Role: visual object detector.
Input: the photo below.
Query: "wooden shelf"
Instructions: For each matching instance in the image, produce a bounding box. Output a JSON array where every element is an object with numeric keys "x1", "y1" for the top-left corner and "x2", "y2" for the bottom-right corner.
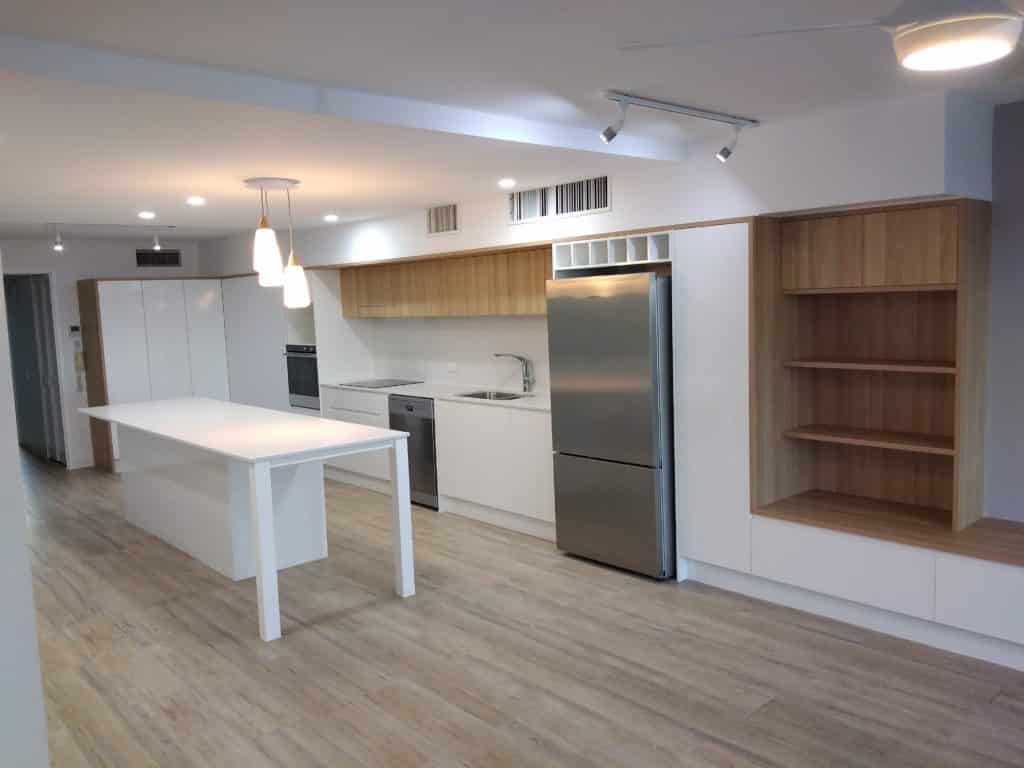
[
  {"x1": 755, "y1": 491, "x2": 1024, "y2": 567},
  {"x1": 784, "y1": 425, "x2": 955, "y2": 456},
  {"x1": 782, "y1": 283, "x2": 958, "y2": 296},
  {"x1": 783, "y1": 358, "x2": 956, "y2": 375}
]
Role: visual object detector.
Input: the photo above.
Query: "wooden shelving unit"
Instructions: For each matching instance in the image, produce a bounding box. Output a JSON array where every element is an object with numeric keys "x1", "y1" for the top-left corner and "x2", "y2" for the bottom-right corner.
[
  {"x1": 783, "y1": 425, "x2": 956, "y2": 456},
  {"x1": 782, "y1": 358, "x2": 956, "y2": 375},
  {"x1": 751, "y1": 198, "x2": 1013, "y2": 558}
]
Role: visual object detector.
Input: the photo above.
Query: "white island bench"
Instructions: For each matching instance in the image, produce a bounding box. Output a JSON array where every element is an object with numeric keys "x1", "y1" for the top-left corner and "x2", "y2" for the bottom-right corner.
[{"x1": 81, "y1": 397, "x2": 414, "y2": 641}]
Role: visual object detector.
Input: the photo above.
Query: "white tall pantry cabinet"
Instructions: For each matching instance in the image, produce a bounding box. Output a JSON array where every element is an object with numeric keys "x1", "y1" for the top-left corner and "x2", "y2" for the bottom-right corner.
[
  {"x1": 141, "y1": 281, "x2": 193, "y2": 400},
  {"x1": 80, "y1": 277, "x2": 232, "y2": 469},
  {"x1": 671, "y1": 222, "x2": 752, "y2": 575},
  {"x1": 183, "y1": 280, "x2": 230, "y2": 401},
  {"x1": 221, "y1": 276, "x2": 290, "y2": 412}
]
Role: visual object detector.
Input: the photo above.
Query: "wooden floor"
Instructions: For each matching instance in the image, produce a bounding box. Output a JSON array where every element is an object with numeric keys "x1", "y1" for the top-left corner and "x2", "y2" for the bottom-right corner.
[{"x1": 22, "y1": 453, "x2": 1024, "y2": 768}]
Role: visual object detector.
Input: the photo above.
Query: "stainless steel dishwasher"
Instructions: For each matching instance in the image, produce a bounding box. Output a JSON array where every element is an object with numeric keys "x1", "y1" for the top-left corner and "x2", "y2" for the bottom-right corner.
[{"x1": 388, "y1": 395, "x2": 438, "y2": 509}]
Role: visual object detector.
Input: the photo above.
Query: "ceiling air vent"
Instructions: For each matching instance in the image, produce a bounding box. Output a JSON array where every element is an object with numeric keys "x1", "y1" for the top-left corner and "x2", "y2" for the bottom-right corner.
[
  {"x1": 508, "y1": 187, "x2": 549, "y2": 224},
  {"x1": 427, "y1": 204, "x2": 459, "y2": 235},
  {"x1": 136, "y1": 249, "x2": 182, "y2": 268},
  {"x1": 554, "y1": 175, "x2": 610, "y2": 216}
]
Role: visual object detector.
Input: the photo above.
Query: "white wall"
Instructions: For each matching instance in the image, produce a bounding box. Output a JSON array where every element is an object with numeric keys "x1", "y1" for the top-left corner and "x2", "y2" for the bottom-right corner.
[
  {"x1": 0, "y1": 249, "x2": 50, "y2": 767},
  {"x1": 201, "y1": 92, "x2": 954, "y2": 274},
  {"x1": 0, "y1": 237, "x2": 201, "y2": 468},
  {"x1": 356, "y1": 316, "x2": 549, "y2": 392},
  {"x1": 986, "y1": 101, "x2": 1024, "y2": 523}
]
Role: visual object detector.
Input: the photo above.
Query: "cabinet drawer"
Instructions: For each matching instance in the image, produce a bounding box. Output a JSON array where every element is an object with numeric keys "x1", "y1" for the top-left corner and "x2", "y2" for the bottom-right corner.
[
  {"x1": 935, "y1": 554, "x2": 1024, "y2": 645},
  {"x1": 320, "y1": 387, "x2": 389, "y2": 416},
  {"x1": 752, "y1": 516, "x2": 935, "y2": 620},
  {"x1": 322, "y1": 405, "x2": 390, "y2": 480}
]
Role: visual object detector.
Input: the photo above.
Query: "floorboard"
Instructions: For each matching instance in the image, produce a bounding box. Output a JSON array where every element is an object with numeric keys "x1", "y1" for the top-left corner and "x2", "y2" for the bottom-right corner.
[{"x1": 20, "y1": 452, "x2": 1024, "y2": 767}]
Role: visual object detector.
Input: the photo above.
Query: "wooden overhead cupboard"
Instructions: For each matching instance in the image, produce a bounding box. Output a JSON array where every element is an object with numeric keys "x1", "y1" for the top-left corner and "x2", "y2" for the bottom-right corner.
[
  {"x1": 752, "y1": 199, "x2": 993, "y2": 540},
  {"x1": 339, "y1": 245, "x2": 550, "y2": 318}
]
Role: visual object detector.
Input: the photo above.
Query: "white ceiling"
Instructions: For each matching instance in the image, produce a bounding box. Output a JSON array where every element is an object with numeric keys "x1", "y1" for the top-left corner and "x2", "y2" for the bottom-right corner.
[
  {"x1": 0, "y1": 72, "x2": 658, "y2": 237},
  {"x1": 1, "y1": 0, "x2": 1022, "y2": 238}
]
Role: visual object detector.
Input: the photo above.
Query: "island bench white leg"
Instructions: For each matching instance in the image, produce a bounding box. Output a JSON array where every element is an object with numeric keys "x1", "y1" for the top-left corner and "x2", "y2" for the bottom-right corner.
[
  {"x1": 388, "y1": 438, "x2": 415, "y2": 598},
  {"x1": 248, "y1": 460, "x2": 281, "y2": 641}
]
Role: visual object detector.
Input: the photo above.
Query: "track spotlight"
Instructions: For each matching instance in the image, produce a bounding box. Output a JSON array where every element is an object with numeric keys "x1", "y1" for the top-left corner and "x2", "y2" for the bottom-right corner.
[
  {"x1": 152, "y1": 234, "x2": 162, "y2": 251},
  {"x1": 600, "y1": 102, "x2": 629, "y2": 144},
  {"x1": 52, "y1": 232, "x2": 64, "y2": 252},
  {"x1": 716, "y1": 127, "x2": 741, "y2": 163}
]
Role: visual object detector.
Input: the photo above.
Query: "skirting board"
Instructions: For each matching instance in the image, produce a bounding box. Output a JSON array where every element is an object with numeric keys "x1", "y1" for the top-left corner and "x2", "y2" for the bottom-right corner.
[
  {"x1": 439, "y1": 495, "x2": 556, "y2": 542},
  {"x1": 325, "y1": 466, "x2": 392, "y2": 496},
  {"x1": 680, "y1": 558, "x2": 1024, "y2": 672},
  {"x1": 323, "y1": 468, "x2": 555, "y2": 542}
]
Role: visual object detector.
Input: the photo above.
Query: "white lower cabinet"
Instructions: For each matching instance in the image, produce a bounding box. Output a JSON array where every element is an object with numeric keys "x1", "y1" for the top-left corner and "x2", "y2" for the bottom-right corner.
[
  {"x1": 436, "y1": 400, "x2": 554, "y2": 523},
  {"x1": 751, "y1": 516, "x2": 936, "y2": 620},
  {"x1": 321, "y1": 388, "x2": 390, "y2": 481},
  {"x1": 935, "y1": 553, "x2": 1024, "y2": 645}
]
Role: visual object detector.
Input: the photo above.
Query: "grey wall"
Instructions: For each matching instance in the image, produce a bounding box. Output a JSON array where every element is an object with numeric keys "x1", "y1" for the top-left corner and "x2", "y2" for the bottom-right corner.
[
  {"x1": 0, "y1": 250, "x2": 50, "y2": 766},
  {"x1": 985, "y1": 102, "x2": 1024, "y2": 522}
]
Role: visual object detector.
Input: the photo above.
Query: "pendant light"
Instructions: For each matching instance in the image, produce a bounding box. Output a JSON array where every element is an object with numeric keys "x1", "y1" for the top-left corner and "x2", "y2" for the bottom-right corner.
[
  {"x1": 282, "y1": 188, "x2": 311, "y2": 309},
  {"x1": 252, "y1": 187, "x2": 284, "y2": 287}
]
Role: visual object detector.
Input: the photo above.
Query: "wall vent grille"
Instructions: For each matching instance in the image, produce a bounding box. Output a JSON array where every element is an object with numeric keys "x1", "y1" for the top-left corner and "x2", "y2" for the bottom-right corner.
[
  {"x1": 508, "y1": 187, "x2": 549, "y2": 224},
  {"x1": 509, "y1": 176, "x2": 610, "y2": 225},
  {"x1": 427, "y1": 204, "x2": 459, "y2": 234},
  {"x1": 555, "y1": 176, "x2": 609, "y2": 216},
  {"x1": 135, "y1": 249, "x2": 181, "y2": 268}
]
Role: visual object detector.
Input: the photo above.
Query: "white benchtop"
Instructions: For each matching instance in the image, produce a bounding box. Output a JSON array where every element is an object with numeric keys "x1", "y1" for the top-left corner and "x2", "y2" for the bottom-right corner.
[
  {"x1": 81, "y1": 397, "x2": 408, "y2": 463},
  {"x1": 322, "y1": 382, "x2": 552, "y2": 413}
]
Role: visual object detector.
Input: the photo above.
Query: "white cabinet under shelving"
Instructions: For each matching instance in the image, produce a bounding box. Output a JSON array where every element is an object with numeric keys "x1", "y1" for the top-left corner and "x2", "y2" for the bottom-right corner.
[{"x1": 142, "y1": 280, "x2": 193, "y2": 401}]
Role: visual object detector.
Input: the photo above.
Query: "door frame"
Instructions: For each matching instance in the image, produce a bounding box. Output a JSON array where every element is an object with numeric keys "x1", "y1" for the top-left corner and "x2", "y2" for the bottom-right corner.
[{"x1": 2, "y1": 269, "x2": 70, "y2": 466}]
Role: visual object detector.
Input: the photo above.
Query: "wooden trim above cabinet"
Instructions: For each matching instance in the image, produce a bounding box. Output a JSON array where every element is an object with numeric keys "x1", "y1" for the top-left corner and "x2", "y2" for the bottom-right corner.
[{"x1": 339, "y1": 246, "x2": 550, "y2": 318}]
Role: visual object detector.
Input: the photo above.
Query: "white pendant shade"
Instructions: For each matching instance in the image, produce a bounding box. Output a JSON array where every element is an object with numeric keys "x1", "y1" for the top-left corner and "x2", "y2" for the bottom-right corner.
[
  {"x1": 282, "y1": 252, "x2": 311, "y2": 308},
  {"x1": 894, "y1": 14, "x2": 1022, "y2": 71},
  {"x1": 253, "y1": 216, "x2": 284, "y2": 287}
]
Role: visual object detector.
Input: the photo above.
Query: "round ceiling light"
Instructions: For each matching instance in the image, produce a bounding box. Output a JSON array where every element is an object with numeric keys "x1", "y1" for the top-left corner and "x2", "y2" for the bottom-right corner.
[
  {"x1": 894, "y1": 14, "x2": 1023, "y2": 71},
  {"x1": 497, "y1": 178, "x2": 517, "y2": 189},
  {"x1": 186, "y1": 196, "x2": 207, "y2": 207},
  {"x1": 137, "y1": 210, "x2": 156, "y2": 220}
]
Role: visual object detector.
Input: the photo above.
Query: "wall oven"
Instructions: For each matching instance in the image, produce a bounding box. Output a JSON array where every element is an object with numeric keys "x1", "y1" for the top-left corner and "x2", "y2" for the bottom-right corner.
[{"x1": 283, "y1": 344, "x2": 320, "y2": 410}]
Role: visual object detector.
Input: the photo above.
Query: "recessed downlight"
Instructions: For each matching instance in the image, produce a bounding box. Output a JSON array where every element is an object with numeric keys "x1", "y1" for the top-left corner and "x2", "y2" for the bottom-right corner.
[
  {"x1": 323, "y1": 213, "x2": 339, "y2": 223},
  {"x1": 497, "y1": 178, "x2": 517, "y2": 189},
  {"x1": 186, "y1": 196, "x2": 207, "y2": 207},
  {"x1": 137, "y1": 210, "x2": 156, "y2": 220}
]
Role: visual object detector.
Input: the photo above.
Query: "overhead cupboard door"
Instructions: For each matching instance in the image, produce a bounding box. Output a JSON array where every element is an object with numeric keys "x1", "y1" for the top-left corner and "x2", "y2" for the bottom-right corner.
[
  {"x1": 183, "y1": 280, "x2": 230, "y2": 400},
  {"x1": 142, "y1": 280, "x2": 193, "y2": 400}
]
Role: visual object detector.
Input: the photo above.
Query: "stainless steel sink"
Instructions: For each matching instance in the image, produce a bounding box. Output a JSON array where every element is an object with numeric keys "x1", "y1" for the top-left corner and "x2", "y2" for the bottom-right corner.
[{"x1": 457, "y1": 390, "x2": 525, "y2": 400}]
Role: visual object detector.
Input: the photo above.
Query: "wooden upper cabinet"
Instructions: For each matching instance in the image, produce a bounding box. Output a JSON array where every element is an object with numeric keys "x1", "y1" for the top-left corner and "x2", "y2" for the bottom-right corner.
[
  {"x1": 780, "y1": 204, "x2": 959, "y2": 292},
  {"x1": 863, "y1": 206, "x2": 958, "y2": 287},
  {"x1": 781, "y1": 215, "x2": 865, "y2": 291},
  {"x1": 340, "y1": 247, "x2": 549, "y2": 318}
]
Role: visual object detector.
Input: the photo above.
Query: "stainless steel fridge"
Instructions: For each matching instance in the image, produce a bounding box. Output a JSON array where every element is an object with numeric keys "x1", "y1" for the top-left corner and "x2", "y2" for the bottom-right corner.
[{"x1": 546, "y1": 272, "x2": 675, "y2": 579}]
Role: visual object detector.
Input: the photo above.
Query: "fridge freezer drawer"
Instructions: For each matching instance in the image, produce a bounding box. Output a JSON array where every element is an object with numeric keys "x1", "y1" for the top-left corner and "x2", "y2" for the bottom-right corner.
[{"x1": 553, "y1": 453, "x2": 674, "y2": 579}]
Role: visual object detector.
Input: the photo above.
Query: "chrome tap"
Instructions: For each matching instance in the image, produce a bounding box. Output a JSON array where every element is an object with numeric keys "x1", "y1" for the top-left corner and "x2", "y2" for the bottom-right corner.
[{"x1": 494, "y1": 353, "x2": 535, "y2": 393}]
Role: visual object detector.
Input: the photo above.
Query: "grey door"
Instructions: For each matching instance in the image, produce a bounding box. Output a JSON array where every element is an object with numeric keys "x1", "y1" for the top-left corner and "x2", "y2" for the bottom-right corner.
[
  {"x1": 547, "y1": 273, "x2": 657, "y2": 467},
  {"x1": 553, "y1": 453, "x2": 670, "y2": 578}
]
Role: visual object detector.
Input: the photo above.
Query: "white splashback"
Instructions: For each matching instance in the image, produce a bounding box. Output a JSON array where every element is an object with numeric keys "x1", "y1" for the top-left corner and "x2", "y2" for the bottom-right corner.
[{"x1": 352, "y1": 315, "x2": 549, "y2": 392}]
